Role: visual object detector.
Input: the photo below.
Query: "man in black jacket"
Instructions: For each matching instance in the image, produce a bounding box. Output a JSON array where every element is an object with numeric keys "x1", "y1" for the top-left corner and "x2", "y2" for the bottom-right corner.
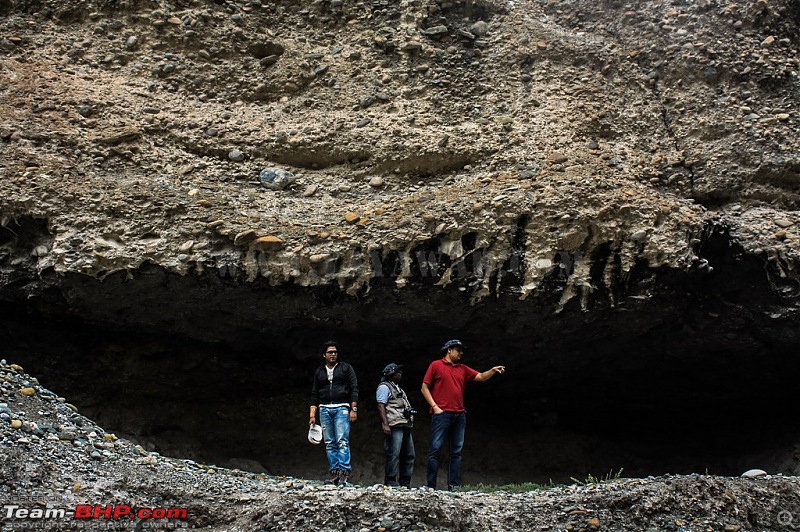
[{"x1": 309, "y1": 341, "x2": 359, "y2": 486}]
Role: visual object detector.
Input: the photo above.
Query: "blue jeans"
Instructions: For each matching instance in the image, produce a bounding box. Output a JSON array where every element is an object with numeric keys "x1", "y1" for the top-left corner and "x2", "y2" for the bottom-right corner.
[
  {"x1": 426, "y1": 411, "x2": 466, "y2": 489},
  {"x1": 319, "y1": 406, "x2": 351, "y2": 472},
  {"x1": 384, "y1": 426, "x2": 415, "y2": 487}
]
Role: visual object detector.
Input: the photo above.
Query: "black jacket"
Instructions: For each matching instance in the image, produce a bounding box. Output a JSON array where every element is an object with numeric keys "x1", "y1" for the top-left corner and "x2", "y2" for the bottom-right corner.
[{"x1": 309, "y1": 362, "x2": 359, "y2": 406}]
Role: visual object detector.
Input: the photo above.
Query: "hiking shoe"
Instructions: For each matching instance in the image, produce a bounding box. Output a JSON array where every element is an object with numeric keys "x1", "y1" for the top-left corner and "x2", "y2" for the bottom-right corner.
[
  {"x1": 325, "y1": 469, "x2": 340, "y2": 486},
  {"x1": 338, "y1": 470, "x2": 351, "y2": 487}
]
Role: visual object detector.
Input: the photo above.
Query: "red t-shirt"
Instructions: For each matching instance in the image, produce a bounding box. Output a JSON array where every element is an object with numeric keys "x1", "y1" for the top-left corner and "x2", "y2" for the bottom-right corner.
[{"x1": 422, "y1": 358, "x2": 479, "y2": 412}]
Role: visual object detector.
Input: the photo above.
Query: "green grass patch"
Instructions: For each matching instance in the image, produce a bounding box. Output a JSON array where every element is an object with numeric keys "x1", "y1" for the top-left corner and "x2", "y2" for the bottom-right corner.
[
  {"x1": 455, "y1": 480, "x2": 562, "y2": 493},
  {"x1": 570, "y1": 468, "x2": 624, "y2": 486},
  {"x1": 457, "y1": 469, "x2": 625, "y2": 493}
]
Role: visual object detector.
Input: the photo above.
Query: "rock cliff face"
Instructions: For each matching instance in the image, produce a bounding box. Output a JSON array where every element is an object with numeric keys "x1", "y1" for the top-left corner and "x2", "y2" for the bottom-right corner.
[{"x1": 1, "y1": 0, "x2": 799, "y2": 485}]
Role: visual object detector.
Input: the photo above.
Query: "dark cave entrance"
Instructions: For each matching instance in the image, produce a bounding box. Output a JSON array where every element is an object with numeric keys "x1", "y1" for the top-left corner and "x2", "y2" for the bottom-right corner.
[{"x1": 2, "y1": 228, "x2": 800, "y2": 485}]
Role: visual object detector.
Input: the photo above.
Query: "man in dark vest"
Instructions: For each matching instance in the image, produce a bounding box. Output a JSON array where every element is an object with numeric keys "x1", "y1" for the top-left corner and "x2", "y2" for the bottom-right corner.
[{"x1": 376, "y1": 363, "x2": 415, "y2": 488}]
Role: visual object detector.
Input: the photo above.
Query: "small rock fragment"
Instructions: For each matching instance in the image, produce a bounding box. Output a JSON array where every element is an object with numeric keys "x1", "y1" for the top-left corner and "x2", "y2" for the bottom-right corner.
[
  {"x1": 228, "y1": 150, "x2": 246, "y2": 162},
  {"x1": 234, "y1": 230, "x2": 258, "y2": 246},
  {"x1": 423, "y1": 25, "x2": 449, "y2": 36},
  {"x1": 259, "y1": 168, "x2": 296, "y2": 190},
  {"x1": 470, "y1": 21, "x2": 489, "y2": 37},
  {"x1": 401, "y1": 41, "x2": 422, "y2": 53},
  {"x1": 253, "y1": 236, "x2": 284, "y2": 251}
]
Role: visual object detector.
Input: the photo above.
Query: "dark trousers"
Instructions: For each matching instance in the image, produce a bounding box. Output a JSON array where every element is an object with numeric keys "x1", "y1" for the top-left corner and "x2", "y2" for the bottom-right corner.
[
  {"x1": 384, "y1": 426, "x2": 415, "y2": 487},
  {"x1": 426, "y1": 411, "x2": 466, "y2": 489}
]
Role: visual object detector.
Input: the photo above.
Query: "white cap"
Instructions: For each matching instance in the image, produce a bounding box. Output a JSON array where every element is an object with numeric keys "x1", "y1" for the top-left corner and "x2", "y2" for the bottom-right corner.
[{"x1": 308, "y1": 423, "x2": 323, "y2": 445}]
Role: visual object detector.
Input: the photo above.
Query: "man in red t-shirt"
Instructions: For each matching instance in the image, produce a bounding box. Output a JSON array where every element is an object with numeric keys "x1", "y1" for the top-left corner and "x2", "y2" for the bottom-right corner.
[{"x1": 421, "y1": 339, "x2": 506, "y2": 489}]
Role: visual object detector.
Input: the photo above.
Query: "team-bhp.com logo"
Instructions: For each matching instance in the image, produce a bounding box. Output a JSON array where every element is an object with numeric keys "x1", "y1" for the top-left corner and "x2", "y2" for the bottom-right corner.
[
  {"x1": 3, "y1": 503, "x2": 188, "y2": 529},
  {"x1": 74, "y1": 505, "x2": 187, "y2": 520}
]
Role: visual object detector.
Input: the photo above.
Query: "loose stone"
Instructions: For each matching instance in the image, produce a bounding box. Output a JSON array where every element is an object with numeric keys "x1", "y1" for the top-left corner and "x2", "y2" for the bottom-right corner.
[
  {"x1": 234, "y1": 230, "x2": 258, "y2": 246},
  {"x1": 423, "y1": 25, "x2": 449, "y2": 36},
  {"x1": 260, "y1": 55, "x2": 279, "y2": 67},
  {"x1": 228, "y1": 150, "x2": 246, "y2": 162},
  {"x1": 252, "y1": 236, "x2": 284, "y2": 251},
  {"x1": 470, "y1": 21, "x2": 489, "y2": 37},
  {"x1": 259, "y1": 168, "x2": 296, "y2": 190},
  {"x1": 401, "y1": 41, "x2": 422, "y2": 52}
]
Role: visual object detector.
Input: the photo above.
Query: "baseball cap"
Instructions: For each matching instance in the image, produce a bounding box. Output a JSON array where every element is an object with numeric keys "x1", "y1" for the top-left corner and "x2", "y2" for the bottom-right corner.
[
  {"x1": 382, "y1": 363, "x2": 403, "y2": 378},
  {"x1": 440, "y1": 339, "x2": 465, "y2": 352},
  {"x1": 308, "y1": 423, "x2": 323, "y2": 445}
]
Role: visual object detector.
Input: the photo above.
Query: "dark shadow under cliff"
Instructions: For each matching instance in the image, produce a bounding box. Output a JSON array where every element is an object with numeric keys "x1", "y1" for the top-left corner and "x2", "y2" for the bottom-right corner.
[{"x1": 2, "y1": 225, "x2": 800, "y2": 485}]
